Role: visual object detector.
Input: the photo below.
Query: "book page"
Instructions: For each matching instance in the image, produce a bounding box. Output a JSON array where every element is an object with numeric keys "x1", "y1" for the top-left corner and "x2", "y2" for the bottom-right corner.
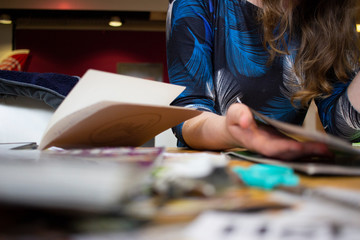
[
  {"x1": 39, "y1": 102, "x2": 201, "y2": 149},
  {"x1": 45, "y1": 69, "x2": 187, "y2": 132},
  {"x1": 39, "y1": 69, "x2": 201, "y2": 149}
]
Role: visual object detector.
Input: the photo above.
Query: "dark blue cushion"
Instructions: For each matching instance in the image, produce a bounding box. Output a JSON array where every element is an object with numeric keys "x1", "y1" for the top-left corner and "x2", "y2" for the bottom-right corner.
[{"x1": 0, "y1": 70, "x2": 79, "y2": 109}]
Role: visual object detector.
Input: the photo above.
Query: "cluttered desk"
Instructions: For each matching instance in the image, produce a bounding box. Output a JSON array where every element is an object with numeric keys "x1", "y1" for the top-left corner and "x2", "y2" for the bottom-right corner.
[
  {"x1": 0, "y1": 143, "x2": 360, "y2": 240},
  {"x1": 1, "y1": 70, "x2": 360, "y2": 239}
]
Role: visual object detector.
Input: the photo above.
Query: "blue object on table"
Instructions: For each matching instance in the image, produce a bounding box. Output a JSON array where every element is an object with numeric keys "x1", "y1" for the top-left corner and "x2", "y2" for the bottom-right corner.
[{"x1": 232, "y1": 164, "x2": 299, "y2": 190}]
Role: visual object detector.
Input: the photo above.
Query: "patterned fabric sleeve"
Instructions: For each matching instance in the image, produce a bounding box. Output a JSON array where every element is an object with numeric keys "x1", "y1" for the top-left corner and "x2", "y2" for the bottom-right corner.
[
  {"x1": 316, "y1": 79, "x2": 360, "y2": 143},
  {"x1": 167, "y1": 0, "x2": 215, "y2": 146}
]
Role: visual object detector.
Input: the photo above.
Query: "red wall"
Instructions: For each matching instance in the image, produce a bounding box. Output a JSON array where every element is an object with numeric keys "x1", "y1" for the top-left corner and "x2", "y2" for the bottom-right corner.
[{"x1": 15, "y1": 29, "x2": 169, "y2": 82}]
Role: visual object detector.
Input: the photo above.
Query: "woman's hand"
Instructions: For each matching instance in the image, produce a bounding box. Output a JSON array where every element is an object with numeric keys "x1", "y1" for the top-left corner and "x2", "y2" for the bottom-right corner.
[
  {"x1": 225, "y1": 103, "x2": 331, "y2": 160},
  {"x1": 182, "y1": 103, "x2": 331, "y2": 160}
]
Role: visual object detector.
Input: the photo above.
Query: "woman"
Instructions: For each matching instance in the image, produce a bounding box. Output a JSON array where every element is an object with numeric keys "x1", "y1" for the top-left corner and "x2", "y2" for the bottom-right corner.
[{"x1": 166, "y1": 0, "x2": 360, "y2": 160}]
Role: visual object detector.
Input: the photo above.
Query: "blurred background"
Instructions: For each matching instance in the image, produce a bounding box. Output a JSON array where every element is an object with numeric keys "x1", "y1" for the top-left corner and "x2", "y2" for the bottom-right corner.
[
  {"x1": 0, "y1": 0, "x2": 168, "y2": 80},
  {"x1": 0, "y1": 0, "x2": 176, "y2": 147}
]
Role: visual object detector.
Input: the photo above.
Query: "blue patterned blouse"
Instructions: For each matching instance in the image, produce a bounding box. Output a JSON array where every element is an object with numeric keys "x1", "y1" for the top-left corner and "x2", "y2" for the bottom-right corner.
[{"x1": 166, "y1": 0, "x2": 360, "y2": 147}]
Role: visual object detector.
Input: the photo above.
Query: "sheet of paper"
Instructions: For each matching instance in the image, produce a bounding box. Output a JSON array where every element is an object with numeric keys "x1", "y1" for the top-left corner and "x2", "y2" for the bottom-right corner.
[
  {"x1": 38, "y1": 69, "x2": 201, "y2": 149},
  {"x1": 45, "y1": 69, "x2": 186, "y2": 132},
  {"x1": 184, "y1": 209, "x2": 360, "y2": 240},
  {"x1": 40, "y1": 103, "x2": 200, "y2": 149},
  {"x1": 162, "y1": 152, "x2": 229, "y2": 178}
]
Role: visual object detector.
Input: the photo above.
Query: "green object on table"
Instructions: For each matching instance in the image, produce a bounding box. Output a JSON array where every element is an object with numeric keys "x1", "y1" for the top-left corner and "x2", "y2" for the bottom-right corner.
[{"x1": 232, "y1": 164, "x2": 299, "y2": 190}]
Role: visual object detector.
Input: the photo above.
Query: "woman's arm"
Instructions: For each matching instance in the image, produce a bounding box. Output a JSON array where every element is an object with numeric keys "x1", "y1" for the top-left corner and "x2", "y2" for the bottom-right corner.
[
  {"x1": 183, "y1": 103, "x2": 330, "y2": 160},
  {"x1": 167, "y1": 0, "x2": 217, "y2": 147}
]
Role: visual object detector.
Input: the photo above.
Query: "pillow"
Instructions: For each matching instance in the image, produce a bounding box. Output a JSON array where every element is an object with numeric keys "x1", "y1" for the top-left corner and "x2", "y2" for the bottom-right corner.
[
  {"x1": 0, "y1": 70, "x2": 79, "y2": 109},
  {"x1": 0, "y1": 49, "x2": 30, "y2": 71}
]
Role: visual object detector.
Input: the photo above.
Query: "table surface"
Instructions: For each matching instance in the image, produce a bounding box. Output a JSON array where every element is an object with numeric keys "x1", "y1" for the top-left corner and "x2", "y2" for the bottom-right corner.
[{"x1": 0, "y1": 147, "x2": 359, "y2": 238}]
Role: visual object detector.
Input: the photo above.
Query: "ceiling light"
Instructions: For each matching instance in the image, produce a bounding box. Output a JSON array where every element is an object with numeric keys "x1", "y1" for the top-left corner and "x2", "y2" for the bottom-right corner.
[
  {"x1": 357, "y1": 24, "x2": 360, "y2": 33},
  {"x1": 0, "y1": 14, "x2": 12, "y2": 24},
  {"x1": 109, "y1": 16, "x2": 122, "y2": 27}
]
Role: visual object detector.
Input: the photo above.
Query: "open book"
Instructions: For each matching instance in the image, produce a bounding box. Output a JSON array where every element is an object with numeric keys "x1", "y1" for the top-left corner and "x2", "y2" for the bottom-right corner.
[{"x1": 38, "y1": 69, "x2": 201, "y2": 150}]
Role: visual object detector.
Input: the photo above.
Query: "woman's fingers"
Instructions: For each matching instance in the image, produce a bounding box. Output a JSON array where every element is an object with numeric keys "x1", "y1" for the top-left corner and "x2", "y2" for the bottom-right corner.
[
  {"x1": 256, "y1": 137, "x2": 330, "y2": 160},
  {"x1": 226, "y1": 103, "x2": 331, "y2": 160},
  {"x1": 226, "y1": 103, "x2": 258, "y2": 146}
]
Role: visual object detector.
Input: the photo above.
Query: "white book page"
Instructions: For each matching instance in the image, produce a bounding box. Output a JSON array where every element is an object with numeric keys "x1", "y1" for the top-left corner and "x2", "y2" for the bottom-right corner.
[
  {"x1": 38, "y1": 69, "x2": 201, "y2": 149},
  {"x1": 45, "y1": 69, "x2": 186, "y2": 133}
]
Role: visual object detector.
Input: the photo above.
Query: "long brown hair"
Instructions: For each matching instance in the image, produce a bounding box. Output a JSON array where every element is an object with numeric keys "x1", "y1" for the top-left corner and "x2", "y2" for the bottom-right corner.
[{"x1": 259, "y1": 0, "x2": 360, "y2": 107}]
